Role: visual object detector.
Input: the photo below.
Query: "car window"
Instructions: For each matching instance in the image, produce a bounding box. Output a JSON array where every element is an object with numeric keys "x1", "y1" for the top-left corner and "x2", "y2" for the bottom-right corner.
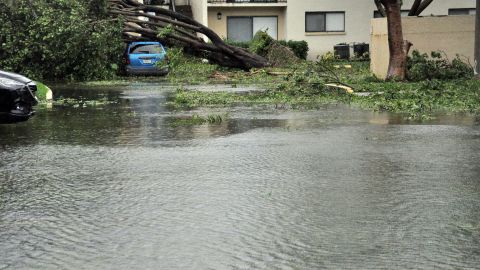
[{"x1": 129, "y1": 44, "x2": 163, "y2": 54}]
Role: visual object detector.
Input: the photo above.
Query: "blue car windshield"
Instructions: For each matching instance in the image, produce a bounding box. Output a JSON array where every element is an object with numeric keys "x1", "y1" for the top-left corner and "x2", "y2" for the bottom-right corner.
[{"x1": 129, "y1": 44, "x2": 163, "y2": 54}]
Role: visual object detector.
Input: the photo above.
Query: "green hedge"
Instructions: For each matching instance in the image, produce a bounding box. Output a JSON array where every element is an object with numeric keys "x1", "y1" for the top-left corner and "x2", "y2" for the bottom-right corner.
[
  {"x1": 407, "y1": 50, "x2": 474, "y2": 81},
  {"x1": 223, "y1": 40, "x2": 251, "y2": 49},
  {"x1": 278, "y1": 40, "x2": 309, "y2": 60},
  {"x1": 224, "y1": 37, "x2": 309, "y2": 60}
]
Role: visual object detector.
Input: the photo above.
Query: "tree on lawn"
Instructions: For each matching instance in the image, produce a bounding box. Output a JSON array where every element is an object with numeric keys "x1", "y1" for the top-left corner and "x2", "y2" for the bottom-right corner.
[
  {"x1": 108, "y1": 0, "x2": 269, "y2": 70},
  {"x1": 374, "y1": 0, "x2": 434, "y2": 80}
]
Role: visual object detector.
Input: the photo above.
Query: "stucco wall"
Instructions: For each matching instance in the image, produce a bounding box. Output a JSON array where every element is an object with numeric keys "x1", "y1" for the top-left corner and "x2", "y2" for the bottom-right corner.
[
  {"x1": 371, "y1": 15, "x2": 475, "y2": 79},
  {"x1": 175, "y1": 0, "x2": 189, "y2": 5},
  {"x1": 191, "y1": 0, "x2": 208, "y2": 26},
  {"x1": 285, "y1": 0, "x2": 475, "y2": 60},
  {"x1": 207, "y1": 7, "x2": 287, "y2": 40}
]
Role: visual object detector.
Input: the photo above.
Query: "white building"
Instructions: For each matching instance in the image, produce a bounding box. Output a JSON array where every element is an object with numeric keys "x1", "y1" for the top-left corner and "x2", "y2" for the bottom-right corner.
[{"x1": 187, "y1": 0, "x2": 476, "y2": 59}]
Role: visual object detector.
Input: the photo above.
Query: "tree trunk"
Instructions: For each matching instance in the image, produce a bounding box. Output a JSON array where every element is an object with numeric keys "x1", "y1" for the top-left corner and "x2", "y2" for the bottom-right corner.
[
  {"x1": 383, "y1": 0, "x2": 411, "y2": 80},
  {"x1": 169, "y1": 0, "x2": 176, "y2": 12},
  {"x1": 375, "y1": 0, "x2": 433, "y2": 80},
  {"x1": 475, "y1": 0, "x2": 480, "y2": 79}
]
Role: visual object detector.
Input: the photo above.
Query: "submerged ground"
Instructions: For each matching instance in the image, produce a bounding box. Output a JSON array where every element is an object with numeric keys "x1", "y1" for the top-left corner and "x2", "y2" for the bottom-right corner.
[{"x1": 1, "y1": 82, "x2": 480, "y2": 269}]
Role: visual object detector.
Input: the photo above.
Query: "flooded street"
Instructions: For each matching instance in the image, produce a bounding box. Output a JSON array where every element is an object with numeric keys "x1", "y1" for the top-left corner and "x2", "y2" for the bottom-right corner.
[{"x1": 1, "y1": 82, "x2": 480, "y2": 269}]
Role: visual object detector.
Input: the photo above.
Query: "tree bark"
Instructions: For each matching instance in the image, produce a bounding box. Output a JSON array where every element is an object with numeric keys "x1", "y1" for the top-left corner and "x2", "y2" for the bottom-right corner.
[
  {"x1": 412, "y1": 0, "x2": 434, "y2": 16},
  {"x1": 169, "y1": 0, "x2": 176, "y2": 12},
  {"x1": 382, "y1": 0, "x2": 411, "y2": 80},
  {"x1": 108, "y1": 0, "x2": 269, "y2": 70},
  {"x1": 475, "y1": 0, "x2": 480, "y2": 79},
  {"x1": 374, "y1": 0, "x2": 434, "y2": 80},
  {"x1": 409, "y1": 0, "x2": 423, "y2": 16}
]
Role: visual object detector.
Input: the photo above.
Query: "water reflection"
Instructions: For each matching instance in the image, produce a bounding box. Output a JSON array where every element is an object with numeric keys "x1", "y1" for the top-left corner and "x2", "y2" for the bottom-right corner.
[{"x1": 1, "y1": 83, "x2": 480, "y2": 269}]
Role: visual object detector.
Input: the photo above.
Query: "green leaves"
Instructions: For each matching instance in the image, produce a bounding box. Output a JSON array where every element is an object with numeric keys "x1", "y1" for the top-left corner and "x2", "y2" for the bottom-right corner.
[
  {"x1": 407, "y1": 50, "x2": 474, "y2": 81},
  {"x1": 0, "y1": 0, "x2": 124, "y2": 81}
]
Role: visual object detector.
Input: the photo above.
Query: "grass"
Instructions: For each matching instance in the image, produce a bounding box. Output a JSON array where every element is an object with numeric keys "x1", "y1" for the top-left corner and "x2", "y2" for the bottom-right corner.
[
  {"x1": 51, "y1": 97, "x2": 117, "y2": 107},
  {"x1": 171, "y1": 87, "x2": 347, "y2": 109},
  {"x1": 168, "y1": 58, "x2": 480, "y2": 119},
  {"x1": 169, "y1": 114, "x2": 227, "y2": 127},
  {"x1": 353, "y1": 79, "x2": 480, "y2": 119}
]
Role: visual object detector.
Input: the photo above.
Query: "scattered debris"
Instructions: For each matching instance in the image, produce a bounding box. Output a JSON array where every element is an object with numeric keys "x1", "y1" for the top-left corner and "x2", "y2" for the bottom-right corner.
[{"x1": 325, "y1": 83, "x2": 354, "y2": 94}]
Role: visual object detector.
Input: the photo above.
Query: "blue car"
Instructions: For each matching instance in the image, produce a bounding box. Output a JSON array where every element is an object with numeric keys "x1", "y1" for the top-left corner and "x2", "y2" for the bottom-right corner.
[{"x1": 124, "y1": 42, "x2": 169, "y2": 76}]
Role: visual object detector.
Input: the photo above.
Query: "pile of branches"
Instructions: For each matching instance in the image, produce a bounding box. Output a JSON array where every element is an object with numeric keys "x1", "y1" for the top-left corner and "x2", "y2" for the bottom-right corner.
[{"x1": 108, "y1": 0, "x2": 269, "y2": 69}]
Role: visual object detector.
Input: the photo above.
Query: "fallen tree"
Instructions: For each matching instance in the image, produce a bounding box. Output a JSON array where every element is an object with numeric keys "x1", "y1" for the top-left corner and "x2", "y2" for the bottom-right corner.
[{"x1": 107, "y1": 0, "x2": 269, "y2": 70}]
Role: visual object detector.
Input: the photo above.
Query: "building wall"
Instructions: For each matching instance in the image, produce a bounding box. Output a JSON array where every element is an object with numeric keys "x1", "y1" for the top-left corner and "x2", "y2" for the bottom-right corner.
[
  {"x1": 207, "y1": 7, "x2": 287, "y2": 40},
  {"x1": 191, "y1": 0, "x2": 208, "y2": 26},
  {"x1": 286, "y1": 0, "x2": 475, "y2": 60},
  {"x1": 371, "y1": 15, "x2": 475, "y2": 79},
  {"x1": 175, "y1": 0, "x2": 189, "y2": 5},
  {"x1": 190, "y1": 0, "x2": 476, "y2": 59}
]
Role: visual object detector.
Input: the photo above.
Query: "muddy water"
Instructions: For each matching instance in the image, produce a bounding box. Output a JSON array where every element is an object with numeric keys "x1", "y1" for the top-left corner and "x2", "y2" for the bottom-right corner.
[{"x1": 1, "y1": 82, "x2": 480, "y2": 269}]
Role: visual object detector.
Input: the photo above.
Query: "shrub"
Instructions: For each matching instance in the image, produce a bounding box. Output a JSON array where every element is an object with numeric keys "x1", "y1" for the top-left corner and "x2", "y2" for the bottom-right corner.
[
  {"x1": 249, "y1": 31, "x2": 274, "y2": 56},
  {"x1": 223, "y1": 39, "x2": 250, "y2": 49},
  {"x1": 320, "y1": 51, "x2": 338, "y2": 62},
  {"x1": 266, "y1": 42, "x2": 301, "y2": 67},
  {"x1": 407, "y1": 50, "x2": 473, "y2": 81},
  {"x1": 224, "y1": 34, "x2": 309, "y2": 60},
  {"x1": 278, "y1": 40, "x2": 309, "y2": 60},
  {"x1": 0, "y1": 0, "x2": 124, "y2": 81},
  {"x1": 166, "y1": 47, "x2": 190, "y2": 68}
]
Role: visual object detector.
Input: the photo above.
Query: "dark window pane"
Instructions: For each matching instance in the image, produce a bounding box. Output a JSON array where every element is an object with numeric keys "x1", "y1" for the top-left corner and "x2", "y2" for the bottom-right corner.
[
  {"x1": 306, "y1": 13, "x2": 325, "y2": 32},
  {"x1": 449, "y1": 8, "x2": 476, "y2": 15},
  {"x1": 227, "y1": 17, "x2": 253, "y2": 41}
]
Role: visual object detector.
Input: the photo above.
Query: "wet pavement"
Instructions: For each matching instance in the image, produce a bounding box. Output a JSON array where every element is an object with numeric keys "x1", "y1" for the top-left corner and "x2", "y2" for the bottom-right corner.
[{"x1": 1, "y1": 82, "x2": 480, "y2": 269}]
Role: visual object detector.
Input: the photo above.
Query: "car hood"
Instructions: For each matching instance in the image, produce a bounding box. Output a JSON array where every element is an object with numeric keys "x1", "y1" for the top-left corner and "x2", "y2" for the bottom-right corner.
[{"x1": 0, "y1": 70, "x2": 33, "y2": 85}]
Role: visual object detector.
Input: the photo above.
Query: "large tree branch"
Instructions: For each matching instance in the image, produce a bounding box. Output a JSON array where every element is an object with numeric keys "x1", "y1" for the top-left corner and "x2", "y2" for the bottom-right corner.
[
  {"x1": 409, "y1": 0, "x2": 422, "y2": 16},
  {"x1": 108, "y1": 0, "x2": 269, "y2": 69},
  {"x1": 374, "y1": 0, "x2": 387, "y2": 17},
  {"x1": 413, "y1": 0, "x2": 434, "y2": 16}
]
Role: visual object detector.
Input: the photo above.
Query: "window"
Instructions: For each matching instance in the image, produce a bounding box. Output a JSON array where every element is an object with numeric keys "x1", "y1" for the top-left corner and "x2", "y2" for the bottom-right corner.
[
  {"x1": 448, "y1": 8, "x2": 476, "y2": 15},
  {"x1": 130, "y1": 44, "x2": 163, "y2": 54},
  {"x1": 305, "y1": 12, "x2": 345, "y2": 32},
  {"x1": 226, "y1": 0, "x2": 280, "y2": 2},
  {"x1": 373, "y1": 10, "x2": 410, "y2": 18},
  {"x1": 227, "y1": 16, "x2": 278, "y2": 42}
]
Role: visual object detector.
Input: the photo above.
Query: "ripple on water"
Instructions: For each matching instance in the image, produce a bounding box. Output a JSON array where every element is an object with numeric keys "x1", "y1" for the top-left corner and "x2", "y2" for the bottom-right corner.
[{"x1": 1, "y1": 86, "x2": 480, "y2": 269}]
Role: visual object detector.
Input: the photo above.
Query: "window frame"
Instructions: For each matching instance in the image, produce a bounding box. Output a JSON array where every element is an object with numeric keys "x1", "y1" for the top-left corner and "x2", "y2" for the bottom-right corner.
[
  {"x1": 448, "y1": 8, "x2": 476, "y2": 15},
  {"x1": 305, "y1": 11, "x2": 346, "y2": 33},
  {"x1": 226, "y1": 15, "x2": 279, "y2": 41}
]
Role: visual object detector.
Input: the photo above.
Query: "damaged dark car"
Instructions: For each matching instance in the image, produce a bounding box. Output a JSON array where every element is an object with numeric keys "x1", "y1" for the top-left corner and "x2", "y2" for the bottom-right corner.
[{"x1": 0, "y1": 70, "x2": 38, "y2": 124}]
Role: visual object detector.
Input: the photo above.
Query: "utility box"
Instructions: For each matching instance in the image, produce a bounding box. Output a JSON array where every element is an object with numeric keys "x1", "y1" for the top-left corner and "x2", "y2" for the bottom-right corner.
[
  {"x1": 334, "y1": 44, "x2": 350, "y2": 59},
  {"x1": 353, "y1": 43, "x2": 370, "y2": 58}
]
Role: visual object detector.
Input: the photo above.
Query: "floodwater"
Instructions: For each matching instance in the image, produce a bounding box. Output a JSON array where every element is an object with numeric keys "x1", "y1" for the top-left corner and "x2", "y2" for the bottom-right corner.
[{"x1": 1, "y1": 82, "x2": 480, "y2": 269}]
